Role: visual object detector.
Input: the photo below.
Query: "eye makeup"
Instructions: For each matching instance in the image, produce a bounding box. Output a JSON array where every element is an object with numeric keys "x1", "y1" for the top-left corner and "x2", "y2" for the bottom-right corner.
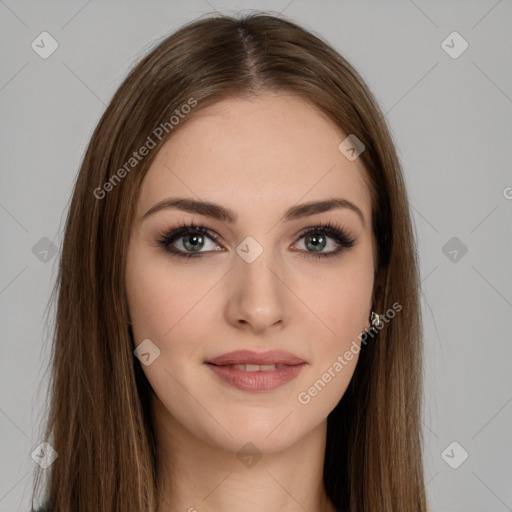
[{"x1": 156, "y1": 219, "x2": 356, "y2": 260}]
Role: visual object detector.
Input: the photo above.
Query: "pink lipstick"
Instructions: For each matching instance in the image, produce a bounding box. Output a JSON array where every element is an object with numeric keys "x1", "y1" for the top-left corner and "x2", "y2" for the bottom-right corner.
[{"x1": 205, "y1": 350, "x2": 306, "y2": 392}]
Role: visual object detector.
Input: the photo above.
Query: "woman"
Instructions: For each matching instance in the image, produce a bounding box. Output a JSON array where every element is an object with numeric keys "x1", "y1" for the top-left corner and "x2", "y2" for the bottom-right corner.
[{"x1": 31, "y1": 11, "x2": 428, "y2": 512}]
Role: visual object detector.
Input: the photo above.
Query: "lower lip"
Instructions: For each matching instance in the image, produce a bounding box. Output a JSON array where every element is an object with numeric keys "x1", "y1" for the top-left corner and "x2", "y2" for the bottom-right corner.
[{"x1": 206, "y1": 363, "x2": 306, "y2": 392}]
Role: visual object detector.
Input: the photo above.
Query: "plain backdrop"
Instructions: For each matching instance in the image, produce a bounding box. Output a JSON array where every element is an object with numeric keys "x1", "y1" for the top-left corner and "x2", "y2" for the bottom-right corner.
[{"x1": 0, "y1": 1, "x2": 511, "y2": 511}]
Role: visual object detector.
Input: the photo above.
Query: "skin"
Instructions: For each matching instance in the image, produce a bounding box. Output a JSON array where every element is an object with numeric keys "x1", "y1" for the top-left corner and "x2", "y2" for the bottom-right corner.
[{"x1": 125, "y1": 92, "x2": 375, "y2": 512}]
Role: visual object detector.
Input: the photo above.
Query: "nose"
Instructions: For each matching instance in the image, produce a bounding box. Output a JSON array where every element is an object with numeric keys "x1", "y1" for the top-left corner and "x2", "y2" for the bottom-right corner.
[{"x1": 225, "y1": 247, "x2": 288, "y2": 334}]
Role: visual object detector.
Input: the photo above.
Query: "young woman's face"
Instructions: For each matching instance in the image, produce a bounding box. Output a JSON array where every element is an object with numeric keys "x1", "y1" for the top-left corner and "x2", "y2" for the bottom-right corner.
[{"x1": 125, "y1": 92, "x2": 375, "y2": 454}]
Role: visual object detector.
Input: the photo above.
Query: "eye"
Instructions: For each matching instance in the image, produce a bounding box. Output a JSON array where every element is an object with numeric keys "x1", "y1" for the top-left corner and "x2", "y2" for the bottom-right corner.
[
  {"x1": 157, "y1": 220, "x2": 356, "y2": 259},
  {"x1": 157, "y1": 222, "x2": 222, "y2": 259},
  {"x1": 291, "y1": 220, "x2": 356, "y2": 259}
]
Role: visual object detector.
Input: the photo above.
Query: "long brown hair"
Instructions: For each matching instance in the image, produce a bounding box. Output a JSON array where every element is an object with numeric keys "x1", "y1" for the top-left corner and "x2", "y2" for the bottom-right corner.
[{"x1": 31, "y1": 11, "x2": 427, "y2": 512}]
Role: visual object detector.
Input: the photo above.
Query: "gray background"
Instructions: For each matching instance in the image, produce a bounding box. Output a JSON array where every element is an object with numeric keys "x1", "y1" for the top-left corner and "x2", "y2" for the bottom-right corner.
[{"x1": 1, "y1": 1, "x2": 511, "y2": 511}]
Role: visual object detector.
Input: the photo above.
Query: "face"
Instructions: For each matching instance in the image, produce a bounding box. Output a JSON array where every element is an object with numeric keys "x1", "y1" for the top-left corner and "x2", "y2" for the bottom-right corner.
[{"x1": 125, "y1": 92, "x2": 375, "y2": 454}]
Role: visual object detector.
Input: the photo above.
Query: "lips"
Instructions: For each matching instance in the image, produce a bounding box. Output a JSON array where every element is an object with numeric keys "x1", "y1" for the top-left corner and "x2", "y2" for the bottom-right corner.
[
  {"x1": 205, "y1": 349, "x2": 306, "y2": 367},
  {"x1": 205, "y1": 350, "x2": 307, "y2": 392}
]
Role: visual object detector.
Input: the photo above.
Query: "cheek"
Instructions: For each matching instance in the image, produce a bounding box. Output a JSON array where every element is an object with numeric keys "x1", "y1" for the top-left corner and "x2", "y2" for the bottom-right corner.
[
  {"x1": 126, "y1": 245, "x2": 194, "y2": 337},
  {"x1": 297, "y1": 284, "x2": 368, "y2": 412},
  {"x1": 289, "y1": 261, "x2": 373, "y2": 412},
  {"x1": 125, "y1": 246, "x2": 221, "y2": 363},
  {"x1": 305, "y1": 260, "x2": 374, "y2": 345},
  {"x1": 125, "y1": 256, "x2": 170, "y2": 340}
]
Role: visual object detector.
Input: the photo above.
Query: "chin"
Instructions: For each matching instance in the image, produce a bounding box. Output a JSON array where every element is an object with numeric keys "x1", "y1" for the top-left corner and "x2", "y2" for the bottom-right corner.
[{"x1": 198, "y1": 410, "x2": 313, "y2": 456}]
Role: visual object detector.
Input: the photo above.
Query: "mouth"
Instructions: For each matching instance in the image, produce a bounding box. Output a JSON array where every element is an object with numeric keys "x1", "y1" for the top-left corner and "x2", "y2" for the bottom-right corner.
[
  {"x1": 212, "y1": 363, "x2": 293, "y2": 371},
  {"x1": 205, "y1": 349, "x2": 306, "y2": 367},
  {"x1": 204, "y1": 350, "x2": 307, "y2": 392}
]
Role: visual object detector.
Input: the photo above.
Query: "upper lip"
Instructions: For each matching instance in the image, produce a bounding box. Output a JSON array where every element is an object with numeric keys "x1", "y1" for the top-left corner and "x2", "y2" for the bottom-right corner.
[{"x1": 205, "y1": 350, "x2": 306, "y2": 366}]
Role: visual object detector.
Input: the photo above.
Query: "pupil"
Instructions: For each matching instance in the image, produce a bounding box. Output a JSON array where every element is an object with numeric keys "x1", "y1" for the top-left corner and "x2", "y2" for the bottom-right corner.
[
  {"x1": 184, "y1": 234, "x2": 203, "y2": 252},
  {"x1": 306, "y1": 234, "x2": 326, "y2": 252}
]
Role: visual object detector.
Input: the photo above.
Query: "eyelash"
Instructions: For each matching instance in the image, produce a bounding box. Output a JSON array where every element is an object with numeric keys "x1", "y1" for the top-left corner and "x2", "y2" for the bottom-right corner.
[{"x1": 156, "y1": 220, "x2": 356, "y2": 260}]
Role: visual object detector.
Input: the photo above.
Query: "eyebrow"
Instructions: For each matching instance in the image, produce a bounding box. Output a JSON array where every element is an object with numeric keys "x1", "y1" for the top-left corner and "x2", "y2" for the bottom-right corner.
[{"x1": 142, "y1": 197, "x2": 366, "y2": 227}]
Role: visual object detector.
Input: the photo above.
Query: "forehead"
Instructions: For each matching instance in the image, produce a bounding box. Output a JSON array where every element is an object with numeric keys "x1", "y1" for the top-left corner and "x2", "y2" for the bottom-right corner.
[{"x1": 137, "y1": 93, "x2": 372, "y2": 226}]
